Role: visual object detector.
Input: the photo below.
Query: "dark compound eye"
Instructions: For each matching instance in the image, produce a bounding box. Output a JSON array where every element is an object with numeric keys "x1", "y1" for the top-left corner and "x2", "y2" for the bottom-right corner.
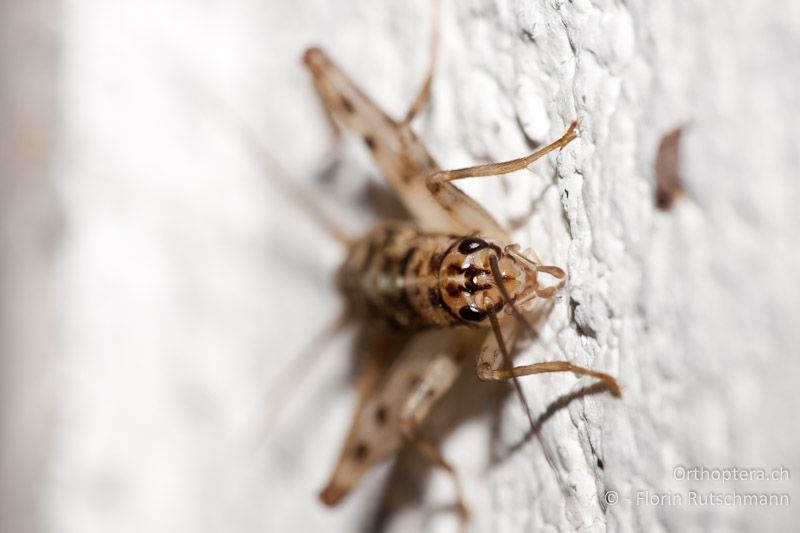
[
  {"x1": 458, "y1": 237, "x2": 488, "y2": 255},
  {"x1": 459, "y1": 305, "x2": 487, "y2": 322}
]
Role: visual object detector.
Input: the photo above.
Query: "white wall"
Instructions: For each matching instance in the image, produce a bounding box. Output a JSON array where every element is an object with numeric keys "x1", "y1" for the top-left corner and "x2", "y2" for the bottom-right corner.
[{"x1": 2, "y1": 0, "x2": 798, "y2": 532}]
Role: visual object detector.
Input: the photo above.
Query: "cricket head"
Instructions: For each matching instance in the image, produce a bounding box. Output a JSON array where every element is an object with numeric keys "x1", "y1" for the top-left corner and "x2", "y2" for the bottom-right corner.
[{"x1": 439, "y1": 237, "x2": 566, "y2": 325}]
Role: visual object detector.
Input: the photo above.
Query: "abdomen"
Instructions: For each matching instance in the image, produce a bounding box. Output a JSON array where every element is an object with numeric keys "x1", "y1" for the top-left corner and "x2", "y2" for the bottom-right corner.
[{"x1": 337, "y1": 222, "x2": 461, "y2": 330}]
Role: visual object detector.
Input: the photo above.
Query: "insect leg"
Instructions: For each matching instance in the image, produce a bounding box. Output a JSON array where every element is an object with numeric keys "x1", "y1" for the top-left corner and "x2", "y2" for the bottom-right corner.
[
  {"x1": 428, "y1": 121, "x2": 579, "y2": 185},
  {"x1": 426, "y1": 122, "x2": 578, "y2": 205},
  {"x1": 308, "y1": 70, "x2": 342, "y2": 145},
  {"x1": 475, "y1": 316, "x2": 621, "y2": 397},
  {"x1": 478, "y1": 316, "x2": 618, "y2": 504},
  {"x1": 477, "y1": 359, "x2": 620, "y2": 396},
  {"x1": 401, "y1": 0, "x2": 440, "y2": 126},
  {"x1": 397, "y1": 344, "x2": 470, "y2": 522},
  {"x1": 320, "y1": 329, "x2": 466, "y2": 506},
  {"x1": 422, "y1": 122, "x2": 578, "y2": 237},
  {"x1": 304, "y1": 44, "x2": 513, "y2": 238},
  {"x1": 303, "y1": 47, "x2": 397, "y2": 148},
  {"x1": 408, "y1": 434, "x2": 469, "y2": 523},
  {"x1": 303, "y1": 48, "x2": 438, "y2": 224}
]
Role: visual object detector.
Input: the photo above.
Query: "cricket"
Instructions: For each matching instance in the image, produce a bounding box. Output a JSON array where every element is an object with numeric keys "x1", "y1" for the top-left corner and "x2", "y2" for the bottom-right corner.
[{"x1": 271, "y1": 0, "x2": 622, "y2": 523}]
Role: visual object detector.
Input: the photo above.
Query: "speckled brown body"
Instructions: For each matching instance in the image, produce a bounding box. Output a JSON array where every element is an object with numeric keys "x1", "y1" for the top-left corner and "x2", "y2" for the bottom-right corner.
[
  {"x1": 301, "y1": 38, "x2": 621, "y2": 515},
  {"x1": 337, "y1": 222, "x2": 463, "y2": 330}
]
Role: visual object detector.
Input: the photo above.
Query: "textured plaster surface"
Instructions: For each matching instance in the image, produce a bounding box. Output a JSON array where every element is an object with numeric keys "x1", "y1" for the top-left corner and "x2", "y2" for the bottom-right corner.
[{"x1": 2, "y1": 0, "x2": 799, "y2": 532}]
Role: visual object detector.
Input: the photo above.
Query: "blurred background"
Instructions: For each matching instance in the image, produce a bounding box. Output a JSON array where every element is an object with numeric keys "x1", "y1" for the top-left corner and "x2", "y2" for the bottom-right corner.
[
  {"x1": 2, "y1": 0, "x2": 799, "y2": 532},
  {"x1": 2, "y1": 1, "x2": 442, "y2": 531}
]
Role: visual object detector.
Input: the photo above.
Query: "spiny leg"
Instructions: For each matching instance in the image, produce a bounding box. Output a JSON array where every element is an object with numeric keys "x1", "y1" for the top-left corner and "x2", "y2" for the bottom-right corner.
[{"x1": 401, "y1": 0, "x2": 440, "y2": 126}]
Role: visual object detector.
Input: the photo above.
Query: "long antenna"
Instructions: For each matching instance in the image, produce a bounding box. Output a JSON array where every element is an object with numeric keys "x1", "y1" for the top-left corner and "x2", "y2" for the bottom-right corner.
[
  {"x1": 487, "y1": 309, "x2": 543, "y2": 452},
  {"x1": 250, "y1": 307, "x2": 351, "y2": 453},
  {"x1": 187, "y1": 72, "x2": 353, "y2": 246},
  {"x1": 486, "y1": 266, "x2": 569, "y2": 498}
]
